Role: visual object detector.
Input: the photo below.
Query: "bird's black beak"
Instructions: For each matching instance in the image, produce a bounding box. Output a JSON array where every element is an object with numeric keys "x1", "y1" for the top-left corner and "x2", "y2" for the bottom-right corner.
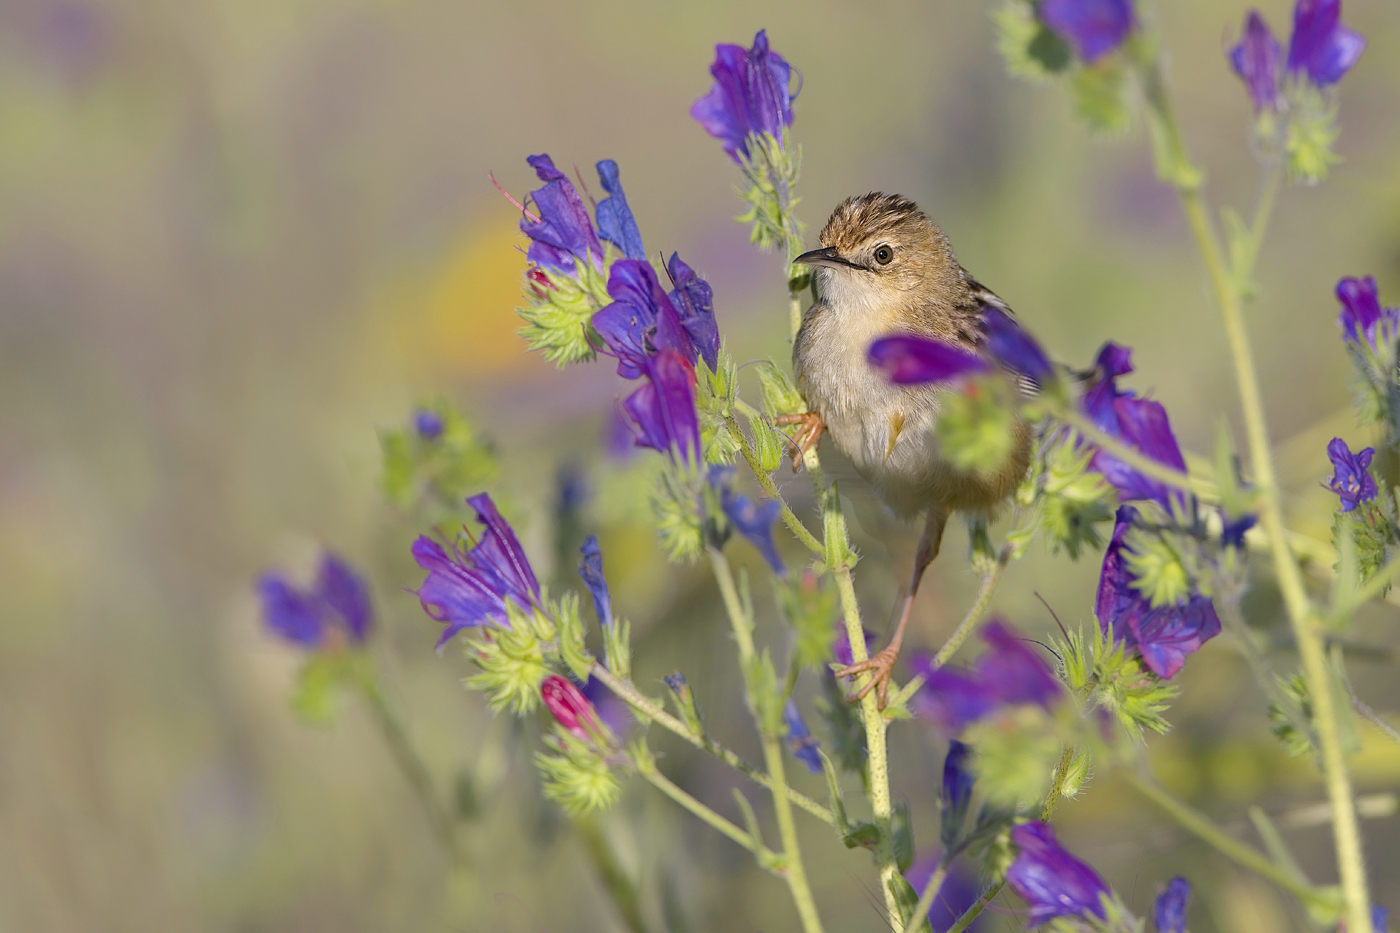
[{"x1": 794, "y1": 246, "x2": 863, "y2": 271}]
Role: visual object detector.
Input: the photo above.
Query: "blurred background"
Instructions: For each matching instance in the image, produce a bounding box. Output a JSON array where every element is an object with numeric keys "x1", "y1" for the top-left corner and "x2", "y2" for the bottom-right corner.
[{"x1": 2, "y1": 0, "x2": 1398, "y2": 930}]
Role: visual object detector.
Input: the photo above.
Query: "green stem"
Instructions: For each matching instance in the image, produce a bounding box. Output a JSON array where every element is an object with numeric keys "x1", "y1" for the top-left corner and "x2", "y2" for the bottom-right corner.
[
  {"x1": 574, "y1": 814, "x2": 650, "y2": 933},
  {"x1": 635, "y1": 760, "x2": 778, "y2": 861},
  {"x1": 360, "y1": 680, "x2": 461, "y2": 864},
  {"x1": 1124, "y1": 770, "x2": 1330, "y2": 909},
  {"x1": 929, "y1": 545, "x2": 1010, "y2": 668},
  {"x1": 1058, "y1": 408, "x2": 1216, "y2": 502},
  {"x1": 587, "y1": 662, "x2": 836, "y2": 827},
  {"x1": 709, "y1": 548, "x2": 825, "y2": 933},
  {"x1": 1145, "y1": 57, "x2": 1372, "y2": 933},
  {"x1": 729, "y1": 414, "x2": 824, "y2": 556},
  {"x1": 903, "y1": 862, "x2": 949, "y2": 933}
]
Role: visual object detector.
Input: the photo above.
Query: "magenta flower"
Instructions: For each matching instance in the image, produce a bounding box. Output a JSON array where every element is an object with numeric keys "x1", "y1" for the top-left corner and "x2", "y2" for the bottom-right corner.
[
  {"x1": 940, "y1": 740, "x2": 975, "y2": 847},
  {"x1": 868, "y1": 334, "x2": 989, "y2": 385},
  {"x1": 414, "y1": 408, "x2": 444, "y2": 440},
  {"x1": 1231, "y1": 12, "x2": 1284, "y2": 112},
  {"x1": 982, "y1": 307, "x2": 1054, "y2": 387},
  {"x1": 258, "y1": 552, "x2": 374, "y2": 648},
  {"x1": 1039, "y1": 0, "x2": 1135, "y2": 63},
  {"x1": 1287, "y1": 0, "x2": 1366, "y2": 87},
  {"x1": 691, "y1": 29, "x2": 795, "y2": 163},
  {"x1": 713, "y1": 467, "x2": 786, "y2": 576},
  {"x1": 910, "y1": 619, "x2": 1062, "y2": 734},
  {"x1": 541, "y1": 675, "x2": 605, "y2": 743},
  {"x1": 904, "y1": 851, "x2": 985, "y2": 932},
  {"x1": 1336, "y1": 276, "x2": 1399, "y2": 349},
  {"x1": 1326, "y1": 437, "x2": 1378, "y2": 512},
  {"x1": 593, "y1": 259, "x2": 698, "y2": 379},
  {"x1": 411, "y1": 493, "x2": 541, "y2": 650},
  {"x1": 1096, "y1": 506, "x2": 1221, "y2": 679},
  {"x1": 1081, "y1": 342, "x2": 1188, "y2": 510},
  {"x1": 665, "y1": 253, "x2": 720, "y2": 371},
  {"x1": 1006, "y1": 822, "x2": 1111, "y2": 925}
]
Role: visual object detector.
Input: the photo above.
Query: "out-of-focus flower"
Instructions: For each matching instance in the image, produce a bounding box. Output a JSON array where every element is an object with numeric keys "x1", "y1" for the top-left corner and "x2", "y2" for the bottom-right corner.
[
  {"x1": 259, "y1": 552, "x2": 374, "y2": 648},
  {"x1": 1096, "y1": 506, "x2": 1221, "y2": 679},
  {"x1": 1287, "y1": 0, "x2": 1365, "y2": 87},
  {"x1": 1081, "y1": 342, "x2": 1188, "y2": 510},
  {"x1": 833, "y1": 622, "x2": 876, "y2": 667},
  {"x1": 782, "y1": 699, "x2": 822, "y2": 773},
  {"x1": 717, "y1": 479, "x2": 786, "y2": 576},
  {"x1": 411, "y1": 494, "x2": 541, "y2": 650},
  {"x1": 691, "y1": 29, "x2": 795, "y2": 163},
  {"x1": 594, "y1": 159, "x2": 645, "y2": 261},
  {"x1": 1006, "y1": 821, "x2": 1111, "y2": 926},
  {"x1": 982, "y1": 307, "x2": 1053, "y2": 387},
  {"x1": 1336, "y1": 276, "x2": 1399, "y2": 349},
  {"x1": 1154, "y1": 877, "x2": 1190, "y2": 933},
  {"x1": 1220, "y1": 510, "x2": 1258, "y2": 549},
  {"x1": 940, "y1": 740, "x2": 975, "y2": 846},
  {"x1": 910, "y1": 619, "x2": 1062, "y2": 734},
  {"x1": 581, "y1": 676, "x2": 631, "y2": 738},
  {"x1": 578, "y1": 535, "x2": 613, "y2": 628},
  {"x1": 1039, "y1": 0, "x2": 1135, "y2": 63},
  {"x1": 666, "y1": 253, "x2": 720, "y2": 371},
  {"x1": 904, "y1": 851, "x2": 985, "y2": 932},
  {"x1": 519, "y1": 154, "x2": 604, "y2": 274},
  {"x1": 1231, "y1": 11, "x2": 1284, "y2": 112},
  {"x1": 542, "y1": 675, "x2": 605, "y2": 743},
  {"x1": 593, "y1": 259, "x2": 698, "y2": 379},
  {"x1": 414, "y1": 408, "x2": 444, "y2": 440},
  {"x1": 1326, "y1": 437, "x2": 1378, "y2": 512},
  {"x1": 868, "y1": 334, "x2": 989, "y2": 385},
  {"x1": 621, "y1": 348, "x2": 702, "y2": 464}
]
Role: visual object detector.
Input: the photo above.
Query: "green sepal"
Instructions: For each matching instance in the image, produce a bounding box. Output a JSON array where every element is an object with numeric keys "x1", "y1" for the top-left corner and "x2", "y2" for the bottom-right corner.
[
  {"x1": 464, "y1": 613, "x2": 550, "y2": 715},
  {"x1": 992, "y1": 1, "x2": 1065, "y2": 82},
  {"x1": 964, "y1": 707, "x2": 1064, "y2": 808},
  {"x1": 291, "y1": 650, "x2": 366, "y2": 725},
  {"x1": 818, "y1": 749, "x2": 850, "y2": 834},
  {"x1": 651, "y1": 465, "x2": 706, "y2": 565},
  {"x1": 822, "y1": 482, "x2": 859, "y2": 571},
  {"x1": 1122, "y1": 526, "x2": 1193, "y2": 608},
  {"x1": 742, "y1": 648, "x2": 783, "y2": 737},
  {"x1": 664, "y1": 671, "x2": 705, "y2": 735},
  {"x1": 1283, "y1": 80, "x2": 1341, "y2": 185},
  {"x1": 536, "y1": 730, "x2": 619, "y2": 816},
  {"x1": 1071, "y1": 61, "x2": 1134, "y2": 136},
  {"x1": 1038, "y1": 439, "x2": 1117, "y2": 559},
  {"x1": 755, "y1": 360, "x2": 806, "y2": 419},
  {"x1": 892, "y1": 801, "x2": 915, "y2": 872},
  {"x1": 515, "y1": 254, "x2": 612, "y2": 367},
  {"x1": 933, "y1": 377, "x2": 1017, "y2": 474},
  {"x1": 696, "y1": 349, "x2": 741, "y2": 465},
  {"x1": 778, "y1": 572, "x2": 841, "y2": 672},
  {"x1": 555, "y1": 592, "x2": 592, "y2": 682},
  {"x1": 842, "y1": 820, "x2": 880, "y2": 851},
  {"x1": 603, "y1": 616, "x2": 633, "y2": 683},
  {"x1": 735, "y1": 130, "x2": 806, "y2": 255},
  {"x1": 746, "y1": 410, "x2": 785, "y2": 474},
  {"x1": 889, "y1": 872, "x2": 933, "y2": 933},
  {"x1": 1060, "y1": 625, "x2": 1177, "y2": 742}
]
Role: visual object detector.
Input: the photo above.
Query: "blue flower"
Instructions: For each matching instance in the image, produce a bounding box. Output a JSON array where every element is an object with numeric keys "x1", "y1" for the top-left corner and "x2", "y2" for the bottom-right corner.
[
  {"x1": 1220, "y1": 510, "x2": 1258, "y2": 549},
  {"x1": 782, "y1": 699, "x2": 822, "y2": 773},
  {"x1": 1096, "y1": 506, "x2": 1221, "y2": 679},
  {"x1": 1006, "y1": 821, "x2": 1110, "y2": 925},
  {"x1": 593, "y1": 259, "x2": 698, "y2": 379},
  {"x1": 904, "y1": 851, "x2": 985, "y2": 932},
  {"x1": 411, "y1": 493, "x2": 541, "y2": 650},
  {"x1": 1373, "y1": 905, "x2": 1391, "y2": 933},
  {"x1": 1336, "y1": 276, "x2": 1399, "y2": 349},
  {"x1": 414, "y1": 408, "x2": 444, "y2": 440},
  {"x1": 519, "y1": 154, "x2": 604, "y2": 274},
  {"x1": 868, "y1": 334, "x2": 989, "y2": 385},
  {"x1": 717, "y1": 476, "x2": 786, "y2": 576},
  {"x1": 1326, "y1": 437, "x2": 1378, "y2": 512},
  {"x1": 1039, "y1": 0, "x2": 1135, "y2": 63},
  {"x1": 1287, "y1": 0, "x2": 1365, "y2": 87},
  {"x1": 1081, "y1": 342, "x2": 1188, "y2": 510},
  {"x1": 1231, "y1": 11, "x2": 1284, "y2": 112},
  {"x1": 621, "y1": 348, "x2": 702, "y2": 464},
  {"x1": 594, "y1": 159, "x2": 645, "y2": 261},
  {"x1": 911, "y1": 619, "x2": 1062, "y2": 734},
  {"x1": 982, "y1": 307, "x2": 1053, "y2": 387},
  {"x1": 940, "y1": 740, "x2": 975, "y2": 848},
  {"x1": 691, "y1": 29, "x2": 795, "y2": 163},
  {"x1": 666, "y1": 253, "x2": 720, "y2": 372},
  {"x1": 1154, "y1": 876, "x2": 1190, "y2": 933},
  {"x1": 259, "y1": 552, "x2": 374, "y2": 648},
  {"x1": 578, "y1": 535, "x2": 613, "y2": 628}
]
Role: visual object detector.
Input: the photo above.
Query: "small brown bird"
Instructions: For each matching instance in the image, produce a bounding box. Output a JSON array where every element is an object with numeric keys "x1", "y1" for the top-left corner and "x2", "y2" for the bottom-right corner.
[{"x1": 778, "y1": 193, "x2": 1032, "y2": 708}]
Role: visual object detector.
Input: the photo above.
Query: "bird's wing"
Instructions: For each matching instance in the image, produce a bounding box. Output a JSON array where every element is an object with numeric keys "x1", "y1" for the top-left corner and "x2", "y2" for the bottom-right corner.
[{"x1": 961, "y1": 270, "x2": 1042, "y2": 397}]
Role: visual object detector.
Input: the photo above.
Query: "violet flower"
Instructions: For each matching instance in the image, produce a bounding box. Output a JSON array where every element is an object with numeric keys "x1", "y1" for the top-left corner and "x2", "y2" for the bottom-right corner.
[
  {"x1": 520, "y1": 154, "x2": 603, "y2": 275},
  {"x1": 1336, "y1": 276, "x2": 1399, "y2": 349},
  {"x1": 904, "y1": 851, "x2": 985, "y2": 933},
  {"x1": 940, "y1": 740, "x2": 975, "y2": 847},
  {"x1": 593, "y1": 159, "x2": 645, "y2": 261},
  {"x1": 1039, "y1": 0, "x2": 1135, "y2": 63},
  {"x1": 1154, "y1": 876, "x2": 1190, "y2": 933},
  {"x1": 414, "y1": 408, "x2": 444, "y2": 440},
  {"x1": 581, "y1": 676, "x2": 631, "y2": 739},
  {"x1": 411, "y1": 493, "x2": 541, "y2": 650},
  {"x1": 718, "y1": 481, "x2": 787, "y2": 577},
  {"x1": 1096, "y1": 506, "x2": 1221, "y2": 679},
  {"x1": 259, "y1": 552, "x2": 374, "y2": 648},
  {"x1": 593, "y1": 259, "x2": 697, "y2": 379},
  {"x1": 1081, "y1": 342, "x2": 1189, "y2": 510},
  {"x1": 868, "y1": 334, "x2": 989, "y2": 385},
  {"x1": 1287, "y1": 0, "x2": 1366, "y2": 87},
  {"x1": 1006, "y1": 821, "x2": 1110, "y2": 926},
  {"x1": 833, "y1": 621, "x2": 876, "y2": 667},
  {"x1": 783, "y1": 699, "x2": 823, "y2": 773},
  {"x1": 691, "y1": 29, "x2": 795, "y2": 163},
  {"x1": 910, "y1": 619, "x2": 1062, "y2": 734},
  {"x1": 666, "y1": 253, "x2": 721, "y2": 371},
  {"x1": 621, "y1": 348, "x2": 702, "y2": 464},
  {"x1": 982, "y1": 307, "x2": 1054, "y2": 387},
  {"x1": 1231, "y1": 11, "x2": 1284, "y2": 112},
  {"x1": 1326, "y1": 437, "x2": 1378, "y2": 512},
  {"x1": 578, "y1": 535, "x2": 613, "y2": 628}
]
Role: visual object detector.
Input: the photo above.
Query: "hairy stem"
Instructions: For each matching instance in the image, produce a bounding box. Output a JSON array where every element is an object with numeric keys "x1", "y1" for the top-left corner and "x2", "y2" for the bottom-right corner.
[
  {"x1": 636, "y1": 761, "x2": 778, "y2": 861},
  {"x1": 1058, "y1": 408, "x2": 1216, "y2": 502},
  {"x1": 929, "y1": 545, "x2": 1011, "y2": 668},
  {"x1": 729, "y1": 414, "x2": 824, "y2": 555}
]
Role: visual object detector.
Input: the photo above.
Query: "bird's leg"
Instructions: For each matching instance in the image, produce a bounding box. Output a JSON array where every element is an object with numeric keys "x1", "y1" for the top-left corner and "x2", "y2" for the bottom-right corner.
[
  {"x1": 774, "y1": 411, "x2": 826, "y2": 471},
  {"x1": 834, "y1": 507, "x2": 949, "y2": 710}
]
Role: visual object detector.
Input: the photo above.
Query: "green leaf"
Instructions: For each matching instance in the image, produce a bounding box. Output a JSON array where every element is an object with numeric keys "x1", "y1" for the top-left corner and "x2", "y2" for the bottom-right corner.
[
  {"x1": 746, "y1": 410, "x2": 785, "y2": 474},
  {"x1": 555, "y1": 592, "x2": 593, "y2": 682}
]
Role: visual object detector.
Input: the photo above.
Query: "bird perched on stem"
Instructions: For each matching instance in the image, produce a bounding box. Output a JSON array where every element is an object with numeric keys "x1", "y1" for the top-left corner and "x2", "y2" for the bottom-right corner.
[{"x1": 778, "y1": 193, "x2": 1032, "y2": 709}]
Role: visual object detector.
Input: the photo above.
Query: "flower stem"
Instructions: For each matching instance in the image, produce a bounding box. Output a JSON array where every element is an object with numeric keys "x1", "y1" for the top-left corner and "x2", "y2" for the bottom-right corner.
[
  {"x1": 729, "y1": 414, "x2": 824, "y2": 555},
  {"x1": 1145, "y1": 59, "x2": 1372, "y2": 933},
  {"x1": 929, "y1": 544, "x2": 1011, "y2": 669},
  {"x1": 574, "y1": 814, "x2": 651, "y2": 933},
  {"x1": 902, "y1": 862, "x2": 949, "y2": 933},
  {"x1": 634, "y1": 758, "x2": 778, "y2": 861},
  {"x1": 1057, "y1": 408, "x2": 1216, "y2": 502},
  {"x1": 587, "y1": 662, "x2": 836, "y2": 826},
  {"x1": 709, "y1": 548, "x2": 825, "y2": 933}
]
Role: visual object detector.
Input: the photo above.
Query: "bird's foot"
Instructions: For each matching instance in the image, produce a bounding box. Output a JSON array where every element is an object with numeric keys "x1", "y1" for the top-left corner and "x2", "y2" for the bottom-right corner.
[
  {"x1": 833, "y1": 645, "x2": 901, "y2": 711},
  {"x1": 774, "y1": 411, "x2": 825, "y2": 471}
]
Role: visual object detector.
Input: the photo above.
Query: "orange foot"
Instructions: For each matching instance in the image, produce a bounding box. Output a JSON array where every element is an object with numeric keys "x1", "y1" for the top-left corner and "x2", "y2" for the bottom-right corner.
[
  {"x1": 833, "y1": 645, "x2": 900, "y2": 711},
  {"x1": 774, "y1": 411, "x2": 825, "y2": 471}
]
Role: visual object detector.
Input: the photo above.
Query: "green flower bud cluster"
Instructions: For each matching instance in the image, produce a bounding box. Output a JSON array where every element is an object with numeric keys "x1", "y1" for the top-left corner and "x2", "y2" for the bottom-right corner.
[
  {"x1": 380, "y1": 403, "x2": 498, "y2": 514},
  {"x1": 515, "y1": 254, "x2": 613, "y2": 367},
  {"x1": 932, "y1": 376, "x2": 1019, "y2": 475},
  {"x1": 463, "y1": 599, "x2": 566, "y2": 715},
  {"x1": 1013, "y1": 433, "x2": 1119, "y2": 560},
  {"x1": 535, "y1": 731, "x2": 620, "y2": 816},
  {"x1": 1059, "y1": 625, "x2": 1178, "y2": 742},
  {"x1": 735, "y1": 131, "x2": 806, "y2": 256},
  {"x1": 696, "y1": 350, "x2": 742, "y2": 465}
]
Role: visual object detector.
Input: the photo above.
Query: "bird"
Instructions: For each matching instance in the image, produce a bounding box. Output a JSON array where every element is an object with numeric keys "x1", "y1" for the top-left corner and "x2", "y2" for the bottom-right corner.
[{"x1": 777, "y1": 192, "x2": 1033, "y2": 710}]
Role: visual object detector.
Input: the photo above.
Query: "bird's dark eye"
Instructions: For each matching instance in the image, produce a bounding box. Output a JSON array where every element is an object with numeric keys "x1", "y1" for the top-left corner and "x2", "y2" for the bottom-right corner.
[{"x1": 873, "y1": 245, "x2": 894, "y2": 265}]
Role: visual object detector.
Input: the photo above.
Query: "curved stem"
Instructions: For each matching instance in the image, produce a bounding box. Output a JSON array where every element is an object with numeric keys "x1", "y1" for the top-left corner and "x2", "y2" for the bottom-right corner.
[
  {"x1": 729, "y1": 414, "x2": 825, "y2": 556},
  {"x1": 636, "y1": 761, "x2": 778, "y2": 861},
  {"x1": 1057, "y1": 408, "x2": 1217, "y2": 502},
  {"x1": 929, "y1": 545, "x2": 1011, "y2": 669}
]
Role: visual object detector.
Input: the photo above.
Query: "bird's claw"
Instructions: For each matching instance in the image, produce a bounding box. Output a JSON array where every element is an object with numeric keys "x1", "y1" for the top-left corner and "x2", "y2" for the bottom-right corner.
[
  {"x1": 774, "y1": 411, "x2": 825, "y2": 471},
  {"x1": 833, "y1": 645, "x2": 900, "y2": 711}
]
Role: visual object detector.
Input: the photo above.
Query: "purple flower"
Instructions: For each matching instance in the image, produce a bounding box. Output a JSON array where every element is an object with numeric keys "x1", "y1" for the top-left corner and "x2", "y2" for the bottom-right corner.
[
  {"x1": 718, "y1": 481, "x2": 786, "y2": 577},
  {"x1": 1096, "y1": 506, "x2": 1221, "y2": 679},
  {"x1": 911, "y1": 619, "x2": 1062, "y2": 734},
  {"x1": 1287, "y1": 0, "x2": 1365, "y2": 87},
  {"x1": 833, "y1": 621, "x2": 876, "y2": 667},
  {"x1": 905, "y1": 852, "x2": 985, "y2": 932},
  {"x1": 412, "y1": 493, "x2": 541, "y2": 650},
  {"x1": 1374, "y1": 906, "x2": 1391, "y2": 933},
  {"x1": 1154, "y1": 877, "x2": 1190, "y2": 933},
  {"x1": 1220, "y1": 510, "x2": 1258, "y2": 549},
  {"x1": 593, "y1": 260, "x2": 697, "y2": 379},
  {"x1": 578, "y1": 535, "x2": 613, "y2": 628},
  {"x1": 868, "y1": 334, "x2": 989, "y2": 385},
  {"x1": 1231, "y1": 11, "x2": 1284, "y2": 112},
  {"x1": 1081, "y1": 342, "x2": 1188, "y2": 510},
  {"x1": 1326, "y1": 437, "x2": 1378, "y2": 512},
  {"x1": 621, "y1": 348, "x2": 702, "y2": 464},
  {"x1": 691, "y1": 29, "x2": 795, "y2": 163},
  {"x1": 1006, "y1": 822, "x2": 1111, "y2": 925},
  {"x1": 581, "y1": 676, "x2": 631, "y2": 738},
  {"x1": 940, "y1": 740, "x2": 975, "y2": 847},
  {"x1": 982, "y1": 307, "x2": 1053, "y2": 387},
  {"x1": 258, "y1": 552, "x2": 374, "y2": 648},
  {"x1": 414, "y1": 408, "x2": 444, "y2": 440},
  {"x1": 519, "y1": 154, "x2": 603, "y2": 275},
  {"x1": 594, "y1": 159, "x2": 645, "y2": 262},
  {"x1": 1336, "y1": 276, "x2": 1399, "y2": 348},
  {"x1": 783, "y1": 699, "x2": 823, "y2": 773},
  {"x1": 666, "y1": 253, "x2": 721, "y2": 372},
  {"x1": 1039, "y1": 0, "x2": 1135, "y2": 63}
]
